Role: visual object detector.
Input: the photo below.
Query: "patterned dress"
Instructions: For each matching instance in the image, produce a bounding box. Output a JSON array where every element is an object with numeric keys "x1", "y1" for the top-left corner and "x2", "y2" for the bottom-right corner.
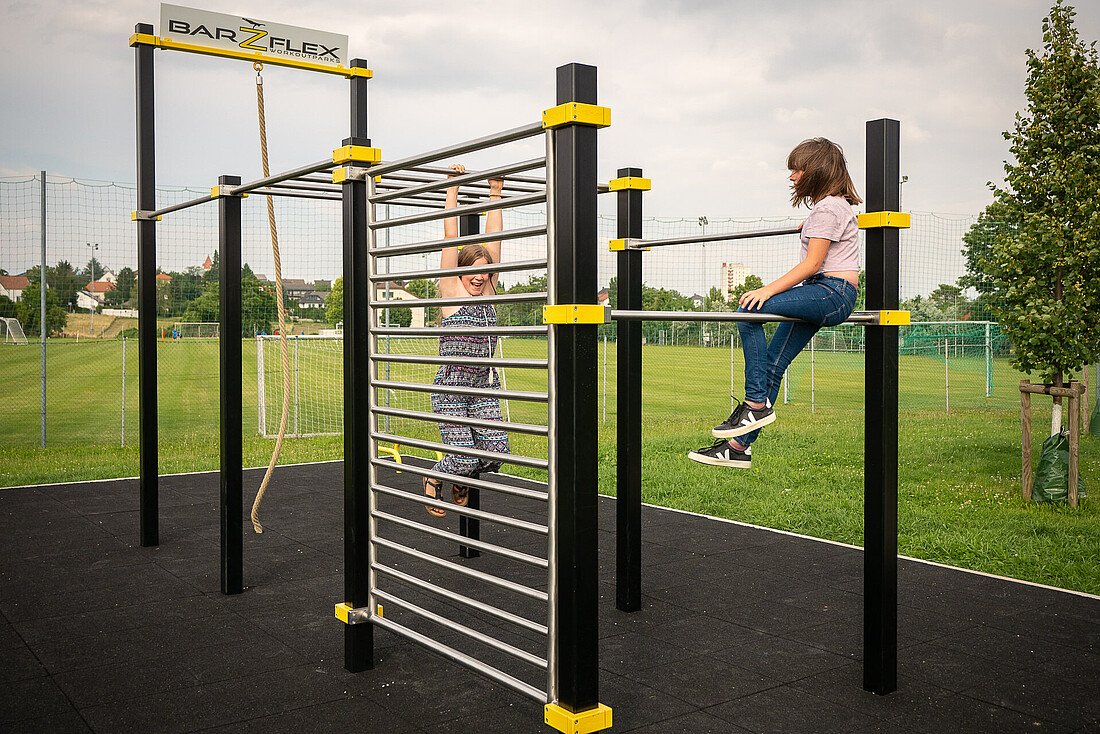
[{"x1": 431, "y1": 302, "x2": 509, "y2": 477}]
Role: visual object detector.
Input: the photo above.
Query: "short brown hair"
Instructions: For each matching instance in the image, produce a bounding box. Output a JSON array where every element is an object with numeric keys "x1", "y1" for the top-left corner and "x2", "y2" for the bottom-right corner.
[{"x1": 786, "y1": 138, "x2": 862, "y2": 208}]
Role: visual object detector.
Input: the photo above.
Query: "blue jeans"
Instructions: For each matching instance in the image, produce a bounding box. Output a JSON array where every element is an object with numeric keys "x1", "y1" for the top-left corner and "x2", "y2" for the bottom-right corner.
[{"x1": 734, "y1": 274, "x2": 857, "y2": 446}]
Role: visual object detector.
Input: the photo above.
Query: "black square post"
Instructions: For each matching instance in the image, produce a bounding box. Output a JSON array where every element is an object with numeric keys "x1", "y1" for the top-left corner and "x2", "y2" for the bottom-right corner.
[
  {"x1": 218, "y1": 175, "x2": 243, "y2": 595},
  {"x1": 863, "y1": 118, "x2": 900, "y2": 695},
  {"x1": 343, "y1": 58, "x2": 374, "y2": 673},
  {"x1": 459, "y1": 212, "x2": 481, "y2": 559},
  {"x1": 134, "y1": 23, "x2": 158, "y2": 548},
  {"x1": 550, "y1": 62, "x2": 601, "y2": 714},
  {"x1": 615, "y1": 167, "x2": 644, "y2": 613}
]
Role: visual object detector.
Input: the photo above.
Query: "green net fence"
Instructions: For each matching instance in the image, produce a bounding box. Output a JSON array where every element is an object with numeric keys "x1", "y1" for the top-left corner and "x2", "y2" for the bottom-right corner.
[{"x1": 1, "y1": 174, "x2": 1094, "y2": 465}]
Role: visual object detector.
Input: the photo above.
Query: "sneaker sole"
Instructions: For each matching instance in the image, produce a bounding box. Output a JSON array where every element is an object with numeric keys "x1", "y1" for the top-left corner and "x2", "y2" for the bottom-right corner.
[
  {"x1": 687, "y1": 450, "x2": 752, "y2": 468},
  {"x1": 712, "y1": 412, "x2": 776, "y2": 438}
]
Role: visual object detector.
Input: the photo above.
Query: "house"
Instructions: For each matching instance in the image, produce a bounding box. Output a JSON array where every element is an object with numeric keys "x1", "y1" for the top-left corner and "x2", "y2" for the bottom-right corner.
[
  {"x1": 296, "y1": 292, "x2": 327, "y2": 309},
  {"x1": 203, "y1": 255, "x2": 213, "y2": 273},
  {"x1": 87, "y1": 280, "x2": 116, "y2": 296},
  {"x1": 373, "y1": 281, "x2": 425, "y2": 328},
  {"x1": 100, "y1": 268, "x2": 117, "y2": 284},
  {"x1": 691, "y1": 293, "x2": 705, "y2": 309},
  {"x1": 76, "y1": 291, "x2": 104, "y2": 311},
  {"x1": 0, "y1": 275, "x2": 30, "y2": 301},
  {"x1": 597, "y1": 287, "x2": 609, "y2": 305}
]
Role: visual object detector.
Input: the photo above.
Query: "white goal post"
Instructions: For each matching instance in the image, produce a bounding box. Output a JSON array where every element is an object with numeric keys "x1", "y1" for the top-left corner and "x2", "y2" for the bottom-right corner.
[
  {"x1": 172, "y1": 322, "x2": 220, "y2": 339},
  {"x1": 0, "y1": 318, "x2": 29, "y2": 345}
]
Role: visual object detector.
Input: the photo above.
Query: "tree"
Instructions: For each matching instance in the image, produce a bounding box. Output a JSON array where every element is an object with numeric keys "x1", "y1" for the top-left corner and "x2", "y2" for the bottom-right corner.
[
  {"x1": 982, "y1": 1, "x2": 1100, "y2": 431},
  {"x1": 205, "y1": 250, "x2": 220, "y2": 283},
  {"x1": 83, "y1": 256, "x2": 105, "y2": 282},
  {"x1": 16, "y1": 281, "x2": 67, "y2": 336},
  {"x1": 729, "y1": 274, "x2": 764, "y2": 304},
  {"x1": 406, "y1": 278, "x2": 441, "y2": 325},
  {"x1": 325, "y1": 277, "x2": 343, "y2": 326},
  {"x1": 114, "y1": 267, "x2": 136, "y2": 304}
]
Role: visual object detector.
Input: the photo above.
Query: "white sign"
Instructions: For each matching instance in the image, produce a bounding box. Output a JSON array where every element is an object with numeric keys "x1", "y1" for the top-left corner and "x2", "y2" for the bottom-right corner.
[{"x1": 159, "y1": 4, "x2": 349, "y2": 68}]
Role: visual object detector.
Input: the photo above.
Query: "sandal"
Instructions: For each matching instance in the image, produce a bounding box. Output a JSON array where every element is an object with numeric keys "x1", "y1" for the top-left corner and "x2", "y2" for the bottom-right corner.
[
  {"x1": 452, "y1": 483, "x2": 470, "y2": 507},
  {"x1": 424, "y1": 477, "x2": 446, "y2": 517}
]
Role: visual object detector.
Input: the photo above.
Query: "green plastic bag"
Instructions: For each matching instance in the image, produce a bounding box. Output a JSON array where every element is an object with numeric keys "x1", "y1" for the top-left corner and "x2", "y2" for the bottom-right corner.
[
  {"x1": 1032, "y1": 430, "x2": 1086, "y2": 503},
  {"x1": 1090, "y1": 397, "x2": 1100, "y2": 437}
]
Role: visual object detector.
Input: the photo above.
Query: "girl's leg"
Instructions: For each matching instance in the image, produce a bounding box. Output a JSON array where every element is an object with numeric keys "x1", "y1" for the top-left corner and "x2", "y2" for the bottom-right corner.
[
  {"x1": 468, "y1": 395, "x2": 510, "y2": 470},
  {"x1": 736, "y1": 319, "x2": 770, "y2": 404},
  {"x1": 735, "y1": 320, "x2": 818, "y2": 447},
  {"x1": 430, "y1": 392, "x2": 481, "y2": 477}
]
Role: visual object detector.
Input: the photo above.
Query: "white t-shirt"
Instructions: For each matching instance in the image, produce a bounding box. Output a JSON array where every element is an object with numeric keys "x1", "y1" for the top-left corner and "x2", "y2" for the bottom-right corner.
[{"x1": 799, "y1": 195, "x2": 859, "y2": 274}]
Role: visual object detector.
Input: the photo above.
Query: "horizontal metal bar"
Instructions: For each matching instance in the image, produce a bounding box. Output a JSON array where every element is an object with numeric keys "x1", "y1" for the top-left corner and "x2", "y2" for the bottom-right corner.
[
  {"x1": 372, "y1": 588, "x2": 547, "y2": 670},
  {"x1": 373, "y1": 563, "x2": 548, "y2": 635},
  {"x1": 370, "y1": 457, "x2": 549, "y2": 502},
  {"x1": 249, "y1": 188, "x2": 341, "y2": 202},
  {"x1": 265, "y1": 181, "x2": 340, "y2": 194},
  {"x1": 374, "y1": 379, "x2": 548, "y2": 404},
  {"x1": 369, "y1": 225, "x2": 546, "y2": 259},
  {"x1": 371, "y1": 291, "x2": 547, "y2": 310},
  {"x1": 372, "y1": 482, "x2": 548, "y2": 534},
  {"x1": 373, "y1": 405, "x2": 548, "y2": 437},
  {"x1": 412, "y1": 163, "x2": 547, "y2": 187},
  {"x1": 371, "y1": 191, "x2": 546, "y2": 231},
  {"x1": 373, "y1": 509, "x2": 548, "y2": 568},
  {"x1": 367, "y1": 121, "x2": 546, "y2": 178},
  {"x1": 370, "y1": 158, "x2": 546, "y2": 204},
  {"x1": 369, "y1": 614, "x2": 547, "y2": 702},
  {"x1": 609, "y1": 309, "x2": 878, "y2": 324},
  {"x1": 147, "y1": 192, "x2": 216, "y2": 218},
  {"x1": 373, "y1": 324, "x2": 548, "y2": 337},
  {"x1": 382, "y1": 171, "x2": 545, "y2": 196},
  {"x1": 370, "y1": 353, "x2": 548, "y2": 369},
  {"x1": 231, "y1": 158, "x2": 336, "y2": 196},
  {"x1": 370, "y1": 257, "x2": 548, "y2": 284},
  {"x1": 373, "y1": 431, "x2": 548, "y2": 471},
  {"x1": 373, "y1": 535, "x2": 548, "y2": 602},
  {"x1": 626, "y1": 225, "x2": 801, "y2": 250}
]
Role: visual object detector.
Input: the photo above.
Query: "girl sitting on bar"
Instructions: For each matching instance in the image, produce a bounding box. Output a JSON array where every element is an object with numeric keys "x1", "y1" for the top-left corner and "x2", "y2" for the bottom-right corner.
[
  {"x1": 690, "y1": 137, "x2": 861, "y2": 469},
  {"x1": 425, "y1": 164, "x2": 510, "y2": 516}
]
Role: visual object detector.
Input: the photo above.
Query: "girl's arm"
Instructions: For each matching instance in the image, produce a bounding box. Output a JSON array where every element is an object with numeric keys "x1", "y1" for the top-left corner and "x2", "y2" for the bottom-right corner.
[
  {"x1": 438, "y1": 164, "x2": 464, "y2": 297},
  {"x1": 484, "y1": 177, "x2": 504, "y2": 289},
  {"x1": 738, "y1": 238, "x2": 830, "y2": 311}
]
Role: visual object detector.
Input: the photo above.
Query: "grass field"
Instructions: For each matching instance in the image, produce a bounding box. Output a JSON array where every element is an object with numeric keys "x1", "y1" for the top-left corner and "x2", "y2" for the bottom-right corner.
[{"x1": 2, "y1": 337, "x2": 1097, "y2": 595}]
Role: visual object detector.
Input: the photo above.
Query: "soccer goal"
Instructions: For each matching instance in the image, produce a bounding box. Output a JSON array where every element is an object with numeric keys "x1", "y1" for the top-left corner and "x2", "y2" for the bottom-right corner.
[
  {"x1": 256, "y1": 332, "x2": 511, "y2": 439},
  {"x1": 0, "y1": 318, "x2": 29, "y2": 345},
  {"x1": 172, "y1": 322, "x2": 219, "y2": 339}
]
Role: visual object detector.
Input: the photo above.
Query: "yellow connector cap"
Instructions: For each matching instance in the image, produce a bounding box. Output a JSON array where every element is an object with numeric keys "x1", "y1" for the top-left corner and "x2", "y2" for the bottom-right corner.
[
  {"x1": 544, "y1": 703, "x2": 612, "y2": 734},
  {"x1": 542, "y1": 102, "x2": 611, "y2": 129}
]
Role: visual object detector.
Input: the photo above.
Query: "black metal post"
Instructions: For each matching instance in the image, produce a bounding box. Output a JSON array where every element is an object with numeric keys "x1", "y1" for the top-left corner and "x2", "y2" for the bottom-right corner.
[
  {"x1": 863, "y1": 118, "x2": 900, "y2": 695},
  {"x1": 551, "y1": 62, "x2": 600, "y2": 714},
  {"x1": 218, "y1": 175, "x2": 243, "y2": 595},
  {"x1": 344, "y1": 58, "x2": 374, "y2": 673},
  {"x1": 459, "y1": 212, "x2": 482, "y2": 559},
  {"x1": 615, "y1": 168, "x2": 644, "y2": 613},
  {"x1": 135, "y1": 23, "x2": 158, "y2": 548}
]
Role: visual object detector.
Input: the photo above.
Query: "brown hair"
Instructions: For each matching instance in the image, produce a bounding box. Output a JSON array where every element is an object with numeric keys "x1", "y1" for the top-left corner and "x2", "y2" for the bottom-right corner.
[
  {"x1": 786, "y1": 137, "x2": 862, "y2": 208},
  {"x1": 457, "y1": 243, "x2": 494, "y2": 268}
]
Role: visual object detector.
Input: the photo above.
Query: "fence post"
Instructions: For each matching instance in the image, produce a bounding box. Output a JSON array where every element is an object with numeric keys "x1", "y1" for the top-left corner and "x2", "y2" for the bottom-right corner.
[
  {"x1": 218, "y1": 174, "x2": 244, "y2": 596},
  {"x1": 40, "y1": 169, "x2": 47, "y2": 448}
]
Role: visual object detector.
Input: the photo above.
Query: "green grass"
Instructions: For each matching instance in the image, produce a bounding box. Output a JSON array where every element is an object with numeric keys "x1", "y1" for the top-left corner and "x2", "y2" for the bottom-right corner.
[{"x1": 2, "y1": 338, "x2": 1097, "y2": 595}]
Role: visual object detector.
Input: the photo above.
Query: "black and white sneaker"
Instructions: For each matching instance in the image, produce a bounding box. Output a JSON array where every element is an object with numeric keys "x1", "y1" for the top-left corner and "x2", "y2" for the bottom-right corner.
[
  {"x1": 687, "y1": 439, "x2": 752, "y2": 468},
  {"x1": 712, "y1": 399, "x2": 775, "y2": 439}
]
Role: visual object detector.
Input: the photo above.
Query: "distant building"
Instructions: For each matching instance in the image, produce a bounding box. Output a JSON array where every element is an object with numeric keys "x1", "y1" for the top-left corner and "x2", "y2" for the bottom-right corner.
[
  {"x1": 296, "y1": 293, "x2": 327, "y2": 309},
  {"x1": 691, "y1": 293, "x2": 705, "y2": 309},
  {"x1": 86, "y1": 280, "x2": 116, "y2": 296},
  {"x1": 76, "y1": 291, "x2": 104, "y2": 311},
  {"x1": 597, "y1": 288, "x2": 609, "y2": 305},
  {"x1": 721, "y1": 262, "x2": 752, "y2": 302},
  {"x1": 0, "y1": 275, "x2": 30, "y2": 301},
  {"x1": 373, "y1": 281, "x2": 425, "y2": 328},
  {"x1": 203, "y1": 255, "x2": 213, "y2": 272}
]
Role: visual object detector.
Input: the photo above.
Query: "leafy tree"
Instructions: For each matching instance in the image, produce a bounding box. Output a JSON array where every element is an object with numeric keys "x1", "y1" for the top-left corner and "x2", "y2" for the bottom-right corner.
[
  {"x1": 83, "y1": 256, "x2": 105, "y2": 281},
  {"x1": 929, "y1": 284, "x2": 966, "y2": 318},
  {"x1": 729, "y1": 274, "x2": 764, "y2": 304},
  {"x1": 982, "y1": 0, "x2": 1100, "y2": 409},
  {"x1": 114, "y1": 267, "x2": 136, "y2": 304},
  {"x1": 406, "y1": 278, "x2": 442, "y2": 324},
  {"x1": 387, "y1": 307, "x2": 413, "y2": 328},
  {"x1": 205, "y1": 250, "x2": 220, "y2": 284},
  {"x1": 241, "y1": 279, "x2": 276, "y2": 336},
  {"x1": 241, "y1": 262, "x2": 255, "y2": 281},
  {"x1": 16, "y1": 281, "x2": 67, "y2": 336},
  {"x1": 960, "y1": 197, "x2": 1017, "y2": 300},
  {"x1": 325, "y1": 277, "x2": 343, "y2": 326},
  {"x1": 0, "y1": 294, "x2": 17, "y2": 319},
  {"x1": 498, "y1": 275, "x2": 545, "y2": 326}
]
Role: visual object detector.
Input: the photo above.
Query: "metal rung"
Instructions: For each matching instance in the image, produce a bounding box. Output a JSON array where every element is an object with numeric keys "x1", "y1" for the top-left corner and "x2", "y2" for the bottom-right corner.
[
  {"x1": 369, "y1": 157, "x2": 546, "y2": 204},
  {"x1": 370, "y1": 192, "x2": 546, "y2": 230},
  {"x1": 368, "y1": 225, "x2": 547, "y2": 259},
  {"x1": 609, "y1": 309, "x2": 883, "y2": 325},
  {"x1": 371, "y1": 292, "x2": 547, "y2": 309},
  {"x1": 373, "y1": 325, "x2": 549, "y2": 337},
  {"x1": 373, "y1": 588, "x2": 548, "y2": 669},
  {"x1": 373, "y1": 431, "x2": 548, "y2": 471},
  {"x1": 372, "y1": 482, "x2": 549, "y2": 534},
  {"x1": 374, "y1": 378, "x2": 548, "y2": 403},
  {"x1": 370, "y1": 614, "x2": 546, "y2": 703},
  {"x1": 370, "y1": 257, "x2": 548, "y2": 284},
  {"x1": 622, "y1": 225, "x2": 801, "y2": 250},
  {"x1": 366, "y1": 121, "x2": 546, "y2": 179},
  {"x1": 370, "y1": 458, "x2": 549, "y2": 502},
  {"x1": 374, "y1": 510, "x2": 549, "y2": 568},
  {"x1": 373, "y1": 563, "x2": 548, "y2": 636},
  {"x1": 372, "y1": 536, "x2": 548, "y2": 602},
  {"x1": 370, "y1": 353, "x2": 548, "y2": 370},
  {"x1": 372, "y1": 406, "x2": 548, "y2": 437}
]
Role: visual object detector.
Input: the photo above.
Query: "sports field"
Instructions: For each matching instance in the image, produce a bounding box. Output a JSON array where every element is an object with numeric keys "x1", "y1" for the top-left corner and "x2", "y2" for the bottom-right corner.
[{"x1": 2, "y1": 337, "x2": 1097, "y2": 594}]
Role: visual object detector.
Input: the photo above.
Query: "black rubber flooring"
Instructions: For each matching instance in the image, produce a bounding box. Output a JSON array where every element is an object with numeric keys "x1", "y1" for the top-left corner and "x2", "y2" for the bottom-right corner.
[{"x1": 2, "y1": 460, "x2": 1097, "y2": 733}]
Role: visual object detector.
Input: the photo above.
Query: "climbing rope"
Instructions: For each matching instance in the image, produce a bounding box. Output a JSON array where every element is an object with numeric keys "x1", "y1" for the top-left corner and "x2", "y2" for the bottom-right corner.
[{"x1": 251, "y1": 62, "x2": 290, "y2": 533}]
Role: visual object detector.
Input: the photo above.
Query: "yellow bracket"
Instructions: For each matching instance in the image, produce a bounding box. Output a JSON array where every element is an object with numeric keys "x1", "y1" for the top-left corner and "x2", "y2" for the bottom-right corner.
[
  {"x1": 128, "y1": 33, "x2": 373, "y2": 78},
  {"x1": 608, "y1": 238, "x2": 648, "y2": 252},
  {"x1": 608, "y1": 176, "x2": 651, "y2": 191},
  {"x1": 858, "y1": 211, "x2": 910, "y2": 229},
  {"x1": 333, "y1": 145, "x2": 382, "y2": 165},
  {"x1": 543, "y1": 102, "x2": 611, "y2": 129},
  {"x1": 878, "y1": 310, "x2": 910, "y2": 326},
  {"x1": 210, "y1": 186, "x2": 247, "y2": 199},
  {"x1": 543, "y1": 304, "x2": 610, "y2": 325},
  {"x1": 131, "y1": 211, "x2": 162, "y2": 221},
  {"x1": 544, "y1": 703, "x2": 612, "y2": 734},
  {"x1": 335, "y1": 602, "x2": 373, "y2": 624}
]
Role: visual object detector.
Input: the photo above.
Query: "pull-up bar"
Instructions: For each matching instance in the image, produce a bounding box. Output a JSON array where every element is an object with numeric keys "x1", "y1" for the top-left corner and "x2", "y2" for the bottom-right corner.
[
  {"x1": 609, "y1": 309, "x2": 909, "y2": 326},
  {"x1": 612, "y1": 225, "x2": 802, "y2": 250}
]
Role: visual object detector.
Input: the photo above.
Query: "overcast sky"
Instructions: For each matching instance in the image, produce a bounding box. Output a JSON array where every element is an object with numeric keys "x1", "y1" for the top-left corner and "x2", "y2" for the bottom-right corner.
[{"x1": 2, "y1": 0, "x2": 1098, "y2": 220}]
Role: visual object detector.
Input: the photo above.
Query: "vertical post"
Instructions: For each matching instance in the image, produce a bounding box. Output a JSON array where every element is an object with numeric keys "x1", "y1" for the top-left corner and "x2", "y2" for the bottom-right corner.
[
  {"x1": 135, "y1": 24, "x2": 159, "y2": 547},
  {"x1": 985, "y1": 322, "x2": 992, "y2": 398},
  {"x1": 615, "y1": 166, "x2": 644, "y2": 614},
  {"x1": 40, "y1": 170, "x2": 46, "y2": 448},
  {"x1": 343, "y1": 57, "x2": 374, "y2": 672},
  {"x1": 122, "y1": 337, "x2": 127, "y2": 447},
  {"x1": 459, "y1": 212, "x2": 481, "y2": 559},
  {"x1": 549, "y1": 62, "x2": 601, "y2": 714},
  {"x1": 1021, "y1": 382, "x2": 1033, "y2": 500},
  {"x1": 219, "y1": 175, "x2": 243, "y2": 595},
  {"x1": 1068, "y1": 383, "x2": 1080, "y2": 508},
  {"x1": 863, "y1": 118, "x2": 900, "y2": 696}
]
